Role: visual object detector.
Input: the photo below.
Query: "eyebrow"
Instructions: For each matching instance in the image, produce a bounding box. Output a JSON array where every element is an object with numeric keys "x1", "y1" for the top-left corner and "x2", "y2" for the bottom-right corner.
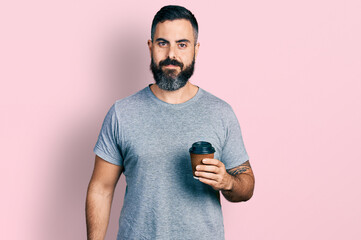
[
  {"x1": 176, "y1": 39, "x2": 191, "y2": 43},
  {"x1": 155, "y1": 38, "x2": 191, "y2": 43}
]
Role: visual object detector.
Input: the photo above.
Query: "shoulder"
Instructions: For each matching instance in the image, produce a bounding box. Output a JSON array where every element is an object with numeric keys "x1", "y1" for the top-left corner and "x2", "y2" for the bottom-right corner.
[
  {"x1": 112, "y1": 87, "x2": 150, "y2": 114},
  {"x1": 198, "y1": 88, "x2": 235, "y2": 115},
  {"x1": 197, "y1": 88, "x2": 241, "y2": 130}
]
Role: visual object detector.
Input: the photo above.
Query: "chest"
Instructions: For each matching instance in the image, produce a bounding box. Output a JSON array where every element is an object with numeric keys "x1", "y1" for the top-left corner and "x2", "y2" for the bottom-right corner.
[{"x1": 118, "y1": 107, "x2": 226, "y2": 174}]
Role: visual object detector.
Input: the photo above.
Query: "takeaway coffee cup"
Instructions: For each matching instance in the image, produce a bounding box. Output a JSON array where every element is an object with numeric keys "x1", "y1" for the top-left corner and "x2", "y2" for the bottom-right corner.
[{"x1": 189, "y1": 141, "x2": 216, "y2": 179}]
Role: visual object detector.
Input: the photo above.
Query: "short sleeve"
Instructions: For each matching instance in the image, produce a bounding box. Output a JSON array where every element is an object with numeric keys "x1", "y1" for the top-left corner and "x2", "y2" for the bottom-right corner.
[
  {"x1": 93, "y1": 104, "x2": 123, "y2": 166},
  {"x1": 221, "y1": 107, "x2": 249, "y2": 170}
]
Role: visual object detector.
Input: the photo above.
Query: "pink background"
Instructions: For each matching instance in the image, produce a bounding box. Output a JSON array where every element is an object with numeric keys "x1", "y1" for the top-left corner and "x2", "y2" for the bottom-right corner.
[{"x1": 1, "y1": 0, "x2": 360, "y2": 239}]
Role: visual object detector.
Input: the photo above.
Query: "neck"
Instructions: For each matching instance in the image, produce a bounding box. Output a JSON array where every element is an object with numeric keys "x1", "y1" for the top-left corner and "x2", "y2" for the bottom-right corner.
[{"x1": 150, "y1": 82, "x2": 199, "y2": 104}]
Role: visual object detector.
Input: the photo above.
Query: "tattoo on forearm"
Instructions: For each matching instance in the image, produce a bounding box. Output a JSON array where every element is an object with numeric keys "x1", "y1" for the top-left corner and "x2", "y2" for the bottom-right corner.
[{"x1": 227, "y1": 161, "x2": 251, "y2": 176}]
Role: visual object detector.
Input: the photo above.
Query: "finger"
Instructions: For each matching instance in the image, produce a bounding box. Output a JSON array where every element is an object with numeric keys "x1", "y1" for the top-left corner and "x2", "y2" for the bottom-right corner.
[
  {"x1": 198, "y1": 177, "x2": 218, "y2": 188},
  {"x1": 196, "y1": 164, "x2": 219, "y2": 173},
  {"x1": 202, "y1": 158, "x2": 221, "y2": 166},
  {"x1": 195, "y1": 171, "x2": 219, "y2": 181}
]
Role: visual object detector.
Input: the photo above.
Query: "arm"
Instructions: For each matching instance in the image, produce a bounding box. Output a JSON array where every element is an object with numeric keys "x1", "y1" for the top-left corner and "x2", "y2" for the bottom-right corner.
[
  {"x1": 222, "y1": 161, "x2": 255, "y2": 202},
  {"x1": 86, "y1": 155, "x2": 123, "y2": 240},
  {"x1": 195, "y1": 160, "x2": 255, "y2": 202}
]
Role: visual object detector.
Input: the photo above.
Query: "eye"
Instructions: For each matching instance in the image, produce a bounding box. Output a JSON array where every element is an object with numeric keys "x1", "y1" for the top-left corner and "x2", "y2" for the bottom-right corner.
[
  {"x1": 178, "y1": 43, "x2": 187, "y2": 48},
  {"x1": 158, "y1": 42, "x2": 167, "y2": 47}
]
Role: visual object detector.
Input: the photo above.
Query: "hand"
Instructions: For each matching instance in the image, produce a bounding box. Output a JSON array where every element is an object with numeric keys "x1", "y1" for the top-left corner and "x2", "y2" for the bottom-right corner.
[{"x1": 195, "y1": 158, "x2": 233, "y2": 191}]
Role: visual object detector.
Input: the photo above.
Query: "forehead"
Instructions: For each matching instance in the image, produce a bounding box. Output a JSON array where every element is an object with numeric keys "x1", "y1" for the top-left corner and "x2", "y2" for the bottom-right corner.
[{"x1": 154, "y1": 19, "x2": 195, "y2": 43}]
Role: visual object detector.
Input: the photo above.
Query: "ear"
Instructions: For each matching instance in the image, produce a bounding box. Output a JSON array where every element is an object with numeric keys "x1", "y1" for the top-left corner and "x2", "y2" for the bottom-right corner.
[
  {"x1": 194, "y1": 42, "x2": 200, "y2": 59},
  {"x1": 147, "y1": 40, "x2": 153, "y2": 57}
]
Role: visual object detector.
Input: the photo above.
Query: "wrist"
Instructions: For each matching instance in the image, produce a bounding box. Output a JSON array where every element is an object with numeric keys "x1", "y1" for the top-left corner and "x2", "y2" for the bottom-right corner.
[{"x1": 223, "y1": 174, "x2": 234, "y2": 191}]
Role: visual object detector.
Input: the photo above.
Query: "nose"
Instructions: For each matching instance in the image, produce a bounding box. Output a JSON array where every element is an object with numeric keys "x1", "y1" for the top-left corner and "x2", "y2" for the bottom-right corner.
[{"x1": 167, "y1": 44, "x2": 177, "y2": 59}]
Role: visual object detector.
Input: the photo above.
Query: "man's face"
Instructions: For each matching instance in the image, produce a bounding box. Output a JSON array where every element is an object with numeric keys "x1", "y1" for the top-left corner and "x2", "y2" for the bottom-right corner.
[{"x1": 148, "y1": 19, "x2": 200, "y2": 91}]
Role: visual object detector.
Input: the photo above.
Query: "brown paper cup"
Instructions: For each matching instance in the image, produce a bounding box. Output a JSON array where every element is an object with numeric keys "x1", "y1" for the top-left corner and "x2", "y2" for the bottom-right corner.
[{"x1": 190, "y1": 153, "x2": 214, "y2": 179}]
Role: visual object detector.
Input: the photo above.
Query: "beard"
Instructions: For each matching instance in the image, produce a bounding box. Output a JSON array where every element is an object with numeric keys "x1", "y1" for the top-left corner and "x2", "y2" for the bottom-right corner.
[{"x1": 150, "y1": 56, "x2": 195, "y2": 91}]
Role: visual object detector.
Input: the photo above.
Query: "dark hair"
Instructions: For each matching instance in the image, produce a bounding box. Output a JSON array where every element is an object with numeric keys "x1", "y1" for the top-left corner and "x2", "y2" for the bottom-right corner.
[{"x1": 151, "y1": 5, "x2": 198, "y2": 43}]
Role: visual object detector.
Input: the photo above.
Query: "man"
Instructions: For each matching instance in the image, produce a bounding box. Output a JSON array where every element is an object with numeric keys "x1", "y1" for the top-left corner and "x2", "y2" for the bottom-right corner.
[{"x1": 86, "y1": 5, "x2": 255, "y2": 240}]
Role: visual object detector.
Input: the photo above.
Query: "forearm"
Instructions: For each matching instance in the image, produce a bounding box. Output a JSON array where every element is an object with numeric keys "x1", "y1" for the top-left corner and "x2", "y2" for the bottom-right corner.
[
  {"x1": 86, "y1": 184, "x2": 114, "y2": 240},
  {"x1": 221, "y1": 173, "x2": 255, "y2": 202}
]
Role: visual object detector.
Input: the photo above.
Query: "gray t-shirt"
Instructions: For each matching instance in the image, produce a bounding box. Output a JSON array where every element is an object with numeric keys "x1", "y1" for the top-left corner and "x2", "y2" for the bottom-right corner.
[{"x1": 94, "y1": 85, "x2": 249, "y2": 240}]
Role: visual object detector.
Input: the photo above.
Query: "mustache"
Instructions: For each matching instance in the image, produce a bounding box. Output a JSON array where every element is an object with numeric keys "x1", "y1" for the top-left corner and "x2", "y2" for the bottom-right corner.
[{"x1": 159, "y1": 58, "x2": 184, "y2": 69}]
